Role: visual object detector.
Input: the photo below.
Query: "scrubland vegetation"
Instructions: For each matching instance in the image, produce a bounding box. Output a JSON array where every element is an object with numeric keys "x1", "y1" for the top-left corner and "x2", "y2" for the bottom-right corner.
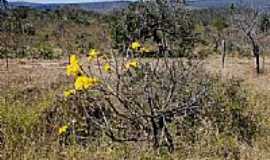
[{"x1": 1, "y1": 1, "x2": 270, "y2": 159}]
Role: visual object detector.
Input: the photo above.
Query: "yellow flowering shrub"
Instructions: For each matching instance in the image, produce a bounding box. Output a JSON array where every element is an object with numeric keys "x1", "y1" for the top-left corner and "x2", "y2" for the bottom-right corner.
[{"x1": 46, "y1": 45, "x2": 258, "y2": 153}]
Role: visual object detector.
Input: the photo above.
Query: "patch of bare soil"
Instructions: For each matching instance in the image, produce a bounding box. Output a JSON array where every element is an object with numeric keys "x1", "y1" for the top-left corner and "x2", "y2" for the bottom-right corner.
[{"x1": 0, "y1": 59, "x2": 68, "y2": 92}]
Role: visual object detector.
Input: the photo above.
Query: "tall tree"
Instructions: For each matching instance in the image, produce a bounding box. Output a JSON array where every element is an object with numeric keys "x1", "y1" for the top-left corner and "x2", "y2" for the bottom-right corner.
[{"x1": 235, "y1": 7, "x2": 265, "y2": 74}]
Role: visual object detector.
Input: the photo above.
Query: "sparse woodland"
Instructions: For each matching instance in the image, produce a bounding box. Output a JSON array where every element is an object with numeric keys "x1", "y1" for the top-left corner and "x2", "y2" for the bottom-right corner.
[{"x1": 0, "y1": 0, "x2": 270, "y2": 160}]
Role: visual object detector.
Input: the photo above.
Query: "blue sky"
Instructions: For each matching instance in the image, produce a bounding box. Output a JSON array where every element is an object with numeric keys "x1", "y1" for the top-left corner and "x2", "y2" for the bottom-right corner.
[{"x1": 9, "y1": 0, "x2": 130, "y2": 3}]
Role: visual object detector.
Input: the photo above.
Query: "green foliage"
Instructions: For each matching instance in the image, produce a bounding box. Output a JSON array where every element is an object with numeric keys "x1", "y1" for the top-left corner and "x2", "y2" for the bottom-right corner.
[
  {"x1": 0, "y1": 7, "x2": 107, "y2": 59},
  {"x1": 37, "y1": 44, "x2": 62, "y2": 60},
  {"x1": 212, "y1": 17, "x2": 229, "y2": 32},
  {"x1": 110, "y1": 1, "x2": 197, "y2": 57}
]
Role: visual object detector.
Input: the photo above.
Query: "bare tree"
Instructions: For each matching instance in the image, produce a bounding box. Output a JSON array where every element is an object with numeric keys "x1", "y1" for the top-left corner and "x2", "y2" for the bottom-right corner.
[{"x1": 235, "y1": 7, "x2": 264, "y2": 74}]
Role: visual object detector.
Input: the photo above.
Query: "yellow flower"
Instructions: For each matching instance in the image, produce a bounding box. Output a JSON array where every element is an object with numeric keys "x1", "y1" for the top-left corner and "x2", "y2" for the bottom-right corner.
[
  {"x1": 64, "y1": 89, "x2": 76, "y2": 97},
  {"x1": 70, "y1": 54, "x2": 79, "y2": 65},
  {"x1": 103, "y1": 63, "x2": 112, "y2": 73},
  {"x1": 66, "y1": 62, "x2": 81, "y2": 77},
  {"x1": 75, "y1": 75, "x2": 100, "y2": 90},
  {"x1": 88, "y1": 49, "x2": 100, "y2": 61},
  {"x1": 58, "y1": 125, "x2": 68, "y2": 135},
  {"x1": 131, "y1": 41, "x2": 141, "y2": 50},
  {"x1": 125, "y1": 59, "x2": 139, "y2": 69},
  {"x1": 66, "y1": 54, "x2": 81, "y2": 77}
]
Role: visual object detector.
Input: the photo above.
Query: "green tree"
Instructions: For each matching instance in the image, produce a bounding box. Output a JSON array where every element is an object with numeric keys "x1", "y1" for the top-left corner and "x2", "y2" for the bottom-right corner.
[{"x1": 110, "y1": 0, "x2": 197, "y2": 57}]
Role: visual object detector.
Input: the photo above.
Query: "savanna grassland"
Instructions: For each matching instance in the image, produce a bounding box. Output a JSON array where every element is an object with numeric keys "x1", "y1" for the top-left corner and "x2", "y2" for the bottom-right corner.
[{"x1": 1, "y1": 1, "x2": 270, "y2": 160}]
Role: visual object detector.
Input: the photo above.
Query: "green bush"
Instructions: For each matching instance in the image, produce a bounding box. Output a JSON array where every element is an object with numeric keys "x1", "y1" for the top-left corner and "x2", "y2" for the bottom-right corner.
[
  {"x1": 36, "y1": 45, "x2": 62, "y2": 59},
  {"x1": 110, "y1": 1, "x2": 197, "y2": 57}
]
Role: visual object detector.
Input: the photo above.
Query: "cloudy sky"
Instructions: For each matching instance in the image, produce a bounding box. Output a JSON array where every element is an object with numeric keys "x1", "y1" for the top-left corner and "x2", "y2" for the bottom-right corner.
[{"x1": 8, "y1": 0, "x2": 130, "y2": 3}]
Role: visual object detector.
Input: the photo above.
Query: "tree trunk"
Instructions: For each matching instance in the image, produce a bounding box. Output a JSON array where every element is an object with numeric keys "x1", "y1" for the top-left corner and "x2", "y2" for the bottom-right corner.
[
  {"x1": 255, "y1": 53, "x2": 260, "y2": 74},
  {"x1": 221, "y1": 39, "x2": 226, "y2": 68},
  {"x1": 6, "y1": 57, "x2": 8, "y2": 71},
  {"x1": 253, "y1": 44, "x2": 260, "y2": 74},
  {"x1": 248, "y1": 33, "x2": 260, "y2": 74}
]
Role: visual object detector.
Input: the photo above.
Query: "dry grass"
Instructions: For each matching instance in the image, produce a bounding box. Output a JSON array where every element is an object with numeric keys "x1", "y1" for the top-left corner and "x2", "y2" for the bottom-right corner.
[
  {"x1": 205, "y1": 55, "x2": 270, "y2": 160},
  {"x1": 204, "y1": 55, "x2": 270, "y2": 92},
  {"x1": 0, "y1": 59, "x2": 68, "y2": 91}
]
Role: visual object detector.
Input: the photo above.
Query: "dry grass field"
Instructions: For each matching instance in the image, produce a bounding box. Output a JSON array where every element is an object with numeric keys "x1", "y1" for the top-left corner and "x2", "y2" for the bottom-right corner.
[{"x1": 205, "y1": 55, "x2": 270, "y2": 92}]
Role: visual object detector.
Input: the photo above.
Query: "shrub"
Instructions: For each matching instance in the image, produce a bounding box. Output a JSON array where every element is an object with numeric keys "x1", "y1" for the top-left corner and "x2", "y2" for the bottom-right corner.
[
  {"x1": 36, "y1": 45, "x2": 62, "y2": 60},
  {"x1": 43, "y1": 51, "x2": 259, "y2": 154}
]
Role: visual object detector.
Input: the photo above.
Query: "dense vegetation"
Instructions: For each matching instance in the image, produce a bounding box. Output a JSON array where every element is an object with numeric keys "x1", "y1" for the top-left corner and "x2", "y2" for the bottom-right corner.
[
  {"x1": 0, "y1": 6, "x2": 110, "y2": 59},
  {"x1": 0, "y1": 1, "x2": 270, "y2": 160}
]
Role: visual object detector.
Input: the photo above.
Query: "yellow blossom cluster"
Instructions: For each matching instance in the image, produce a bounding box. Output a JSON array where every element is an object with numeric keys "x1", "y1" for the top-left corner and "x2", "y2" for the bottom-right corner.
[
  {"x1": 88, "y1": 49, "x2": 101, "y2": 61},
  {"x1": 103, "y1": 63, "x2": 112, "y2": 73},
  {"x1": 88, "y1": 49, "x2": 113, "y2": 73},
  {"x1": 64, "y1": 48, "x2": 141, "y2": 99},
  {"x1": 64, "y1": 89, "x2": 76, "y2": 97},
  {"x1": 131, "y1": 41, "x2": 141, "y2": 50},
  {"x1": 58, "y1": 125, "x2": 68, "y2": 135},
  {"x1": 62, "y1": 49, "x2": 142, "y2": 135},
  {"x1": 131, "y1": 41, "x2": 152, "y2": 54},
  {"x1": 66, "y1": 55, "x2": 81, "y2": 77},
  {"x1": 125, "y1": 59, "x2": 139, "y2": 69},
  {"x1": 64, "y1": 54, "x2": 101, "y2": 97},
  {"x1": 75, "y1": 75, "x2": 100, "y2": 91}
]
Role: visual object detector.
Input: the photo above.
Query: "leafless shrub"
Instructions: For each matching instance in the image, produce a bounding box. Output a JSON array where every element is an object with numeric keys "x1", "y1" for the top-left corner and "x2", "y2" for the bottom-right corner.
[{"x1": 43, "y1": 53, "x2": 259, "y2": 153}]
